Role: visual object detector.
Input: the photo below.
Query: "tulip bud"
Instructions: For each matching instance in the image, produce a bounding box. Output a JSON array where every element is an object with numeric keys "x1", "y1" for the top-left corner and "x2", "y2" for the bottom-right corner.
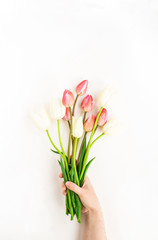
[
  {"x1": 84, "y1": 114, "x2": 96, "y2": 132},
  {"x1": 31, "y1": 107, "x2": 51, "y2": 130},
  {"x1": 97, "y1": 108, "x2": 108, "y2": 126},
  {"x1": 102, "y1": 119, "x2": 119, "y2": 135},
  {"x1": 76, "y1": 80, "x2": 88, "y2": 96},
  {"x1": 63, "y1": 107, "x2": 70, "y2": 121},
  {"x1": 62, "y1": 90, "x2": 75, "y2": 107},
  {"x1": 81, "y1": 95, "x2": 93, "y2": 112},
  {"x1": 72, "y1": 116, "x2": 83, "y2": 138},
  {"x1": 98, "y1": 86, "x2": 114, "y2": 108},
  {"x1": 50, "y1": 98, "x2": 66, "y2": 120}
]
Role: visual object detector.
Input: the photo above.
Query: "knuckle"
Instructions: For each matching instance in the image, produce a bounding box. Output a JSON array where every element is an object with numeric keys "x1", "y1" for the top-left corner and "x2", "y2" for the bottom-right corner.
[{"x1": 71, "y1": 183, "x2": 76, "y2": 191}]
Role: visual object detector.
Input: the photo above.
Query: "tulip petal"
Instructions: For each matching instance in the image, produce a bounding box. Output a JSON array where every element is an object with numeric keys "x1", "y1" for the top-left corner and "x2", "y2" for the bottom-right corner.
[
  {"x1": 72, "y1": 116, "x2": 83, "y2": 138},
  {"x1": 62, "y1": 90, "x2": 75, "y2": 107},
  {"x1": 50, "y1": 98, "x2": 66, "y2": 120},
  {"x1": 81, "y1": 95, "x2": 93, "y2": 112},
  {"x1": 102, "y1": 119, "x2": 120, "y2": 135},
  {"x1": 98, "y1": 86, "x2": 115, "y2": 108},
  {"x1": 97, "y1": 108, "x2": 108, "y2": 126},
  {"x1": 76, "y1": 80, "x2": 88, "y2": 96},
  {"x1": 84, "y1": 114, "x2": 95, "y2": 132},
  {"x1": 31, "y1": 108, "x2": 51, "y2": 130}
]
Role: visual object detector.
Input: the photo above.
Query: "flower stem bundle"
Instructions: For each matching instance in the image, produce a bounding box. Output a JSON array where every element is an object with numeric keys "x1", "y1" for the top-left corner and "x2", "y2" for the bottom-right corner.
[{"x1": 31, "y1": 80, "x2": 118, "y2": 223}]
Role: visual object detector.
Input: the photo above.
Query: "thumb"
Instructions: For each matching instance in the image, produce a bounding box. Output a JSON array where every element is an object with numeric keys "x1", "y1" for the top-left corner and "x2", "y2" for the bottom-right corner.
[{"x1": 66, "y1": 181, "x2": 83, "y2": 196}]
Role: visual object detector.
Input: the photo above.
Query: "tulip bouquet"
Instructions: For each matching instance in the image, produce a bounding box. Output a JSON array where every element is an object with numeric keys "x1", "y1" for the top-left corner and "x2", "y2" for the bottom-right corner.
[{"x1": 32, "y1": 80, "x2": 117, "y2": 223}]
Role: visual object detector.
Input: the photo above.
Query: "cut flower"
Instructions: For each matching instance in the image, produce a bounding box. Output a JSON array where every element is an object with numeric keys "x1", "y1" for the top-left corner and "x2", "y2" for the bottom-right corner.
[
  {"x1": 62, "y1": 90, "x2": 75, "y2": 107},
  {"x1": 98, "y1": 86, "x2": 115, "y2": 108},
  {"x1": 50, "y1": 98, "x2": 66, "y2": 120},
  {"x1": 31, "y1": 80, "x2": 120, "y2": 224},
  {"x1": 102, "y1": 119, "x2": 119, "y2": 135},
  {"x1": 84, "y1": 115, "x2": 95, "y2": 132},
  {"x1": 72, "y1": 116, "x2": 83, "y2": 138},
  {"x1": 76, "y1": 80, "x2": 88, "y2": 96},
  {"x1": 97, "y1": 108, "x2": 108, "y2": 126},
  {"x1": 81, "y1": 95, "x2": 93, "y2": 112},
  {"x1": 31, "y1": 107, "x2": 51, "y2": 130}
]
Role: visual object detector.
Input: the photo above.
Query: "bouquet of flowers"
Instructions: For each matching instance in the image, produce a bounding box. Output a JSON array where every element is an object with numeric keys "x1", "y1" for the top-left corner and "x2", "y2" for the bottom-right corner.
[{"x1": 32, "y1": 80, "x2": 117, "y2": 223}]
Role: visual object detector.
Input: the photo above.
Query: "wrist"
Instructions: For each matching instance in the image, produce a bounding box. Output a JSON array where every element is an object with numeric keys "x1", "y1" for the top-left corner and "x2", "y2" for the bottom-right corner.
[{"x1": 85, "y1": 205, "x2": 103, "y2": 219}]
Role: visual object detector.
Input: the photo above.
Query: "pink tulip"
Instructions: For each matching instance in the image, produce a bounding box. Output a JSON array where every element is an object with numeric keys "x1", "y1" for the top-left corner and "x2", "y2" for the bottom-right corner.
[
  {"x1": 81, "y1": 95, "x2": 93, "y2": 112},
  {"x1": 84, "y1": 114, "x2": 96, "y2": 132},
  {"x1": 76, "y1": 80, "x2": 88, "y2": 96},
  {"x1": 62, "y1": 90, "x2": 75, "y2": 107},
  {"x1": 63, "y1": 107, "x2": 70, "y2": 121},
  {"x1": 97, "y1": 108, "x2": 108, "y2": 126}
]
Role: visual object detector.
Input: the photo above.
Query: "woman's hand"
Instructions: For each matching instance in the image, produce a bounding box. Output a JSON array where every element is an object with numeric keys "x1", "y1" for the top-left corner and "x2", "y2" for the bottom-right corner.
[
  {"x1": 59, "y1": 173, "x2": 101, "y2": 214},
  {"x1": 59, "y1": 173, "x2": 107, "y2": 240}
]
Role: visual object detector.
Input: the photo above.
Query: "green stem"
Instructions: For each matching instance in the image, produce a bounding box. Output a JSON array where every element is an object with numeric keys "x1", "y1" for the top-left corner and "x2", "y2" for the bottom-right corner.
[
  {"x1": 76, "y1": 112, "x2": 87, "y2": 165},
  {"x1": 80, "y1": 107, "x2": 103, "y2": 180},
  {"x1": 83, "y1": 112, "x2": 86, "y2": 123},
  {"x1": 90, "y1": 133, "x2": 104, "y2": 148},
  {"x1": 68, "y1": 107, "x2": 72, "y2": 164},
  {"x1": 68, "y1": 120, "x2": 74, "y2": 147},
  {"x1": 77, "y1": 132, "x2": 87, "y2": 165},
  {"x1": 68, "y1": 120, "x2": 70, "y2": 129},
  {"x1": 57, "y1": 119, "x2": 66, "y2": 157},
  {"x1": 72, "y1": 94, "x2": 79, "y2": 116},
  {"x1": 46, "y1": 130, "x2": 69, "y2": 176},
  {"x1": 71, "y1": 95, "x2": 79, "y2": 160},
  {"x1": 72, "y1": 137, "x2": 79, "y2": 185},
  {"x1": 46, "y1": 130, "x2": 62, "y2": 156},
  {"x1": 94, "y1": 125, "x2": 98, "y2": 134},
  {"x1": 67, "y1": 190, "x2": 74, "y2": 219},
  {"x1": 46, "y1": 130, "x2": 73, "y2": 219}
]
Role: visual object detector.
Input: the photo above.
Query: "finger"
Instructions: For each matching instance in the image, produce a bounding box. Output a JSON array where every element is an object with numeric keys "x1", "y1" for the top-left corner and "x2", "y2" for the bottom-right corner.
[
  {"x1": 61, "y1": 181, "x2": 66, "y2": 190},
  {"x1": 59, "y1": 173, "x2": 63, "y2": 178},
  {"x1": 66, "y1": 181, "x2": 83, "y2": 196},
  {"x1": 62, "y1": 189, "x2": 67, "y2": 196}
]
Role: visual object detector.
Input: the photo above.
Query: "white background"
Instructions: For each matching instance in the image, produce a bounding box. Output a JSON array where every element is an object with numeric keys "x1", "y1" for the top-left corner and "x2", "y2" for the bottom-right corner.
[{"x1": 0, "y1": 0, "x2": 158, "y2": 240}]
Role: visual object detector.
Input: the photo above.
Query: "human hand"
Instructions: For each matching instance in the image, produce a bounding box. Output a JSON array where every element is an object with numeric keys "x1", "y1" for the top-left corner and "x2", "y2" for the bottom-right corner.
[{"x1": 59, "y1": 173, "x2": 101, "y2": 214}]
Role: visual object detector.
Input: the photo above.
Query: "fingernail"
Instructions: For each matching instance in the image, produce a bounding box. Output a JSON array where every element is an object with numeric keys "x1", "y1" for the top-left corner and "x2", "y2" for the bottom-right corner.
[{"x1": 66, "y1": 181, "x2": 71, "y2": 187}]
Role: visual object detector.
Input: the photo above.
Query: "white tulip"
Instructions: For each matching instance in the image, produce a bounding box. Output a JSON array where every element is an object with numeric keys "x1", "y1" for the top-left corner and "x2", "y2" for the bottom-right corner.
[
  {"x1": 98, "y1": 86, "x2": 115, "y2": 108},
  {"x1": 72, "y1": 116, "x2": 83, "y2": 138},
  {"x1": 31, "y1": 107, "x2": 51, "y2": 131},
  {"x1": 102, "y1": 119, "x2": 120, "y2": 135},
  {"x1": 50, "y1": 98, "x2": 66, "y2": 120}
]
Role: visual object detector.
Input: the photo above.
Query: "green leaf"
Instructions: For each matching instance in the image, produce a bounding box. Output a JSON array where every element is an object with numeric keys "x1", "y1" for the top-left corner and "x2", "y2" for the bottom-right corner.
[
  {"x1": 58, "y1": 158, "x2": 67, "y2": 182},
  {"x1": 66, "y1": 195, "x2": 70, "y2": 215},
  {"x1": 78, "y1": 137, "x2": 86, "y2": 177},
  {"x1": 75, "y1": 193, "x2": 82, "y2": 223},
  {"x1": 73, "y1": 172, "x2": 77, "y2": 185},
  {"x1": 69, "y1": 167, "x2": 74, "y2": 181},
  {"x1": 68, "y1": 174, "x2": 76, "y2": 215},
  {"x1": 71, "y1": 190, "x2": 76, "y2": 210},
  {"x1": 80, "y1": 157, "x2": 95, "y2": 186},
  {"x1": 50, "y1": 149, "x2": 64, "y2": 155},
  {"x1": 51, "y1": 149, "x2": 60, "y2": 154}
]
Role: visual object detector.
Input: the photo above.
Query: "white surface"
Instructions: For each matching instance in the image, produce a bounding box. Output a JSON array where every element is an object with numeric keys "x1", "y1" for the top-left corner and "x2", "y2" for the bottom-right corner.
[{"x1": 0, "y1": 1, "x2": 158, "y2": 240}]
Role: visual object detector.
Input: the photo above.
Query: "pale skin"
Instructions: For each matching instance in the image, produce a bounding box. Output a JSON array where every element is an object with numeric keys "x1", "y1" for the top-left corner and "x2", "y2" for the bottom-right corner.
[{"x1": 59, "y1": 173, "x2": 107, "y2": 240}]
